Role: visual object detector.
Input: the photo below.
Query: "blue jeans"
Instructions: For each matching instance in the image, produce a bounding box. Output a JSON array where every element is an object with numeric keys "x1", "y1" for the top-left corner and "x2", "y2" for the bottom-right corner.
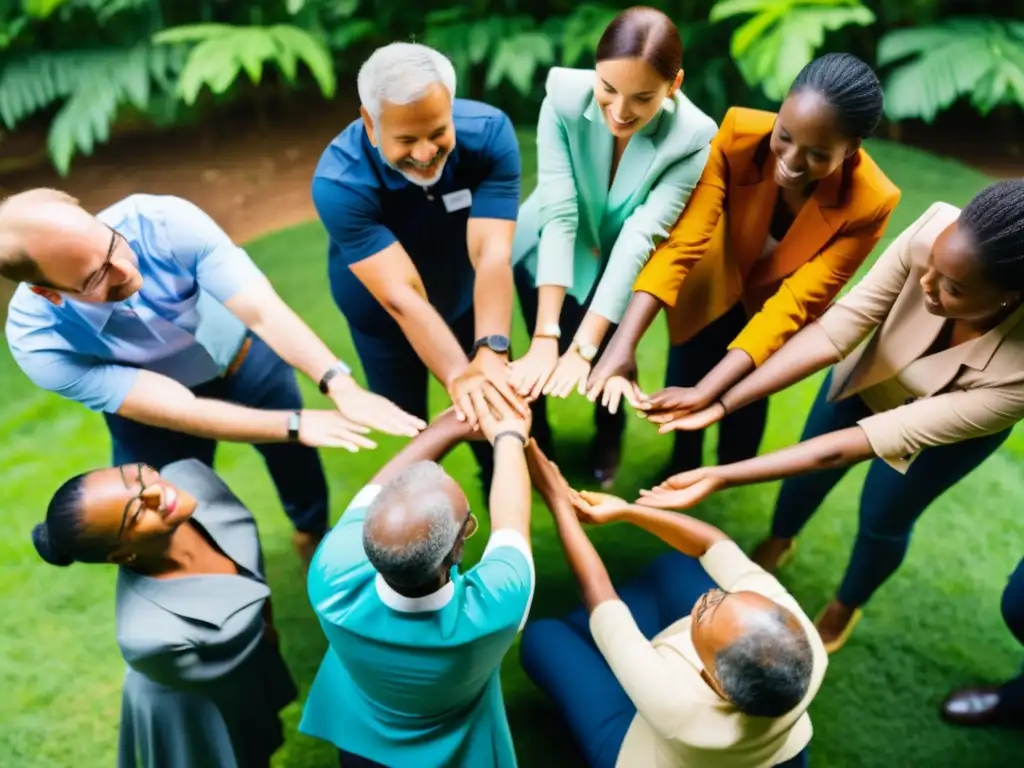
[
  {"x1": 996, "y1": 557, "x2": 1024, "y2": 719},
  {"x1": 773, "y1": 371, "x2": 1012, "y2": 607},
  {"x1": 104, "y1": 335, "x2": 329, "y2": 534},
  {"x1": 348, "y1": 310, "x2": 494, "y2": 486},
  {"x1": 665, "y1": 303, "x2": 769, "y2": 471},
  {"x1": 520, "y1": 552, "x2": 810, "y2": 768}
]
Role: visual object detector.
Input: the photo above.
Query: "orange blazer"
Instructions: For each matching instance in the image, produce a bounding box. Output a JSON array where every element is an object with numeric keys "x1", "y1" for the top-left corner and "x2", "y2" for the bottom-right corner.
[{"x1": 633, "y1": 106, "x2": 901, "y2": 365}]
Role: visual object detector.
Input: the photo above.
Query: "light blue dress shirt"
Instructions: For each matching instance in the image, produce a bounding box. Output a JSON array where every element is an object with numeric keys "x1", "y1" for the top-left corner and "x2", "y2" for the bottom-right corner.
[
  {"x1": 300, "y1": 485, "x2": 535, "y2": 767},
  {"x1": 5, "y1": 194, "x2": 263, "y2": 413}
]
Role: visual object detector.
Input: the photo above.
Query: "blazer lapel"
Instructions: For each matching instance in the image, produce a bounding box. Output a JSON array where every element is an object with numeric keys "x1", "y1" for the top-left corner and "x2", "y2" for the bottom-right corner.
[
  {"x1": 729, "y1": 145, "x2": 776, "y2": 276},
  {"x1": 120, "y1": 568, "x2": 269, "y2": 629},
  {"x1": 907, "y1": 302, "x2": 1024, "y2": 396},
  {"x1": 747, "y1": 158, "x2": 842, "y2": 287},
  {"x1": 606, "y1": 100, "x2": 670, "y2": 211},
  {"x1": 583, "y1": 96, "x2": 612, "y2": 244}
]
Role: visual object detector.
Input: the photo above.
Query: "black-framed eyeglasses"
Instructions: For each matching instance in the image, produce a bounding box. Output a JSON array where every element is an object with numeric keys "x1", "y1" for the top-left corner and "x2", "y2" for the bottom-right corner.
[
  {"x1": 445, "y1": 507, "x2": 478, "y2": 561},
  {"x1": 117, "y1": 462, "x2": 149, "y2": 540},
  {"x1": 81, "y1": 227, "x2": 119, "y2": 295}
]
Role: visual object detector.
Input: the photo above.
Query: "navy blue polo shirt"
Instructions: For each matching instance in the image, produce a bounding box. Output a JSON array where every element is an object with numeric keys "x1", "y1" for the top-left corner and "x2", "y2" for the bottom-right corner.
[{"x1": 312, "y1": 99, "x2": 521, "y2": 338}]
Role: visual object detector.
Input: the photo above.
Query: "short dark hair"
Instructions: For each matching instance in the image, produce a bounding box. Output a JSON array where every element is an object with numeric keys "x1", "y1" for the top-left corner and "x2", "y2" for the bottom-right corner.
[
  {"x1": 595, "y1": 6, "x2": 683, "y2": 81},
  {"x1": 0, "y1": 245, "x2": 51, "y2": 286},
  {"x1": 715, "y1": 609, "x2": 814, "y2": 717},
  {"x1": 788, "y1": 52, "x2": 884, "y2": 139},
  {"x1": 32, "y1": 473, "x2": 113, "y2": 567},
  {"x1": 960, "y1": 180, "x2": 1024, "y2": 292}
]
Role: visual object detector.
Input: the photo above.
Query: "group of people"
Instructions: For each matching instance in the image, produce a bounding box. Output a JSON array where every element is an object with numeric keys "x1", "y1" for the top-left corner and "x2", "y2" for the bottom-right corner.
[{"x1": 3, "y1": 5, "x2": 1023, "y2": 767}]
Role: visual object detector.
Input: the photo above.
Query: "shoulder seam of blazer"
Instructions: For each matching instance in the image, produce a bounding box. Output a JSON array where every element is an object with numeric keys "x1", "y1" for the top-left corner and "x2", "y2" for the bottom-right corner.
[
  {"x1": 543, "y1": 66, "x2": 597, "y2": 120},
  {"x1": 721, "y1": 106, "x2": 776, "y2": 138},
  {"x1": 662, "y1": 91, "x2": 719, "y2": 157}
]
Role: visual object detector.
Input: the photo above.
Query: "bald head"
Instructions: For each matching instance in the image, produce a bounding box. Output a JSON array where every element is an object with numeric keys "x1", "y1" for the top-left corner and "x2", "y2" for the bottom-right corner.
[
  {"x1": 0, "y1": 187, "x2": 141, "y2": 302},
  {"x1": 362, "y1": 461, "x2": 469, "y2": 591},
  {"x1": 691, "y1": 589, "x2": 814, "y2": 717}
]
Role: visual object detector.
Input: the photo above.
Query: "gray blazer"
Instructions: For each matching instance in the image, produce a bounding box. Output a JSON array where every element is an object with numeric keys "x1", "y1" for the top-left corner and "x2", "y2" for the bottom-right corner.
[{"x1": 115, "y1": 459, "x2": 296, "y2": 768}]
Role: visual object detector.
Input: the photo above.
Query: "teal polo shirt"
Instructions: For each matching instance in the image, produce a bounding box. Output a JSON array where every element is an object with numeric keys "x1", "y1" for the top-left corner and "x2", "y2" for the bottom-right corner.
[{"x1": 300, "y1": 485, "x2": 535, "y2": 767}]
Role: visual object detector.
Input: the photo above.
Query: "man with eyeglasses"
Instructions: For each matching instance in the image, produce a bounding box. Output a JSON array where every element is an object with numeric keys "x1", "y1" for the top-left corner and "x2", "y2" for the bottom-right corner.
[
  {"x1": 300, "y1": 393, "x2": 534, "y2": 768},
  {"x1": 1, "y1": 188, "x2": 425, "y2": 565}
]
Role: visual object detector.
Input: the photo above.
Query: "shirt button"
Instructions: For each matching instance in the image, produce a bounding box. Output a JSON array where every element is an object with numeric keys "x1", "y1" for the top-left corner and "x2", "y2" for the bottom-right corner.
[{"x1": 425, "y1": 193, "x2": 434, "y2": 201}]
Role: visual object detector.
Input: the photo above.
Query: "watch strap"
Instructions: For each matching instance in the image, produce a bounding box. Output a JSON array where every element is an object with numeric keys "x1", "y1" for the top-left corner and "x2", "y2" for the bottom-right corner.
[
  {"x1": 318, "y1": 360, "x2": 352, "y2": 394},
  {"x1": 493, "y1": 430, "x2": 527, "y2": 447},
  {"x1": 287, "y1": 411, "x2": 301, "y2": 443}
]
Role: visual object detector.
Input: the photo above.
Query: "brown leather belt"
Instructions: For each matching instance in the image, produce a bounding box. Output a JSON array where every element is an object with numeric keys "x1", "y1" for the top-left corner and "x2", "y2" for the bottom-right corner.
[{"x1": 223, "y1": 336, "x2": 253, "y2": 378}]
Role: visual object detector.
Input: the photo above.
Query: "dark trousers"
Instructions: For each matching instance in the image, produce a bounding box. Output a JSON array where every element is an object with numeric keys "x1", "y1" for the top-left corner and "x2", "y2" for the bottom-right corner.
[
  {"x1": 996, "y1": 557, "x2": 1024, "y2": 719},
  {"x1": 665, "y1": 303, "x2": 769, "y2": 471},
  {"x1": 104, "y1": 336, "x2": 329, "y2": 534},
  {"x1": 520, "y1": 552, "x2": 810, "y2": 768},
  {"x1": 773, "y1": 370, "x2": 1011, "y2": 607},
  {"x1": 348, "y1": 310, "x2": 493, "y2": 485},
  {"x1": 513, "y1": 263, "x2": 625, "y2": 453}
]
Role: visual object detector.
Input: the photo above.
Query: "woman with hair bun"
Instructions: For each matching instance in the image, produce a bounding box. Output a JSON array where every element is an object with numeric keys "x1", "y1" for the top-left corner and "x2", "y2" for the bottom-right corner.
[
  {"x1": 508, "y1": 5, "x2": 718, "y2": 487},
  {"x1": 33, "y1": 458, "x2": 296, "y2": 768},
  {"x1": 638, "y1": 180, "x2": 1024, "y2": 652},
  {"x1": 588, "y1": 52, "x2": 901, "y2": 475}
]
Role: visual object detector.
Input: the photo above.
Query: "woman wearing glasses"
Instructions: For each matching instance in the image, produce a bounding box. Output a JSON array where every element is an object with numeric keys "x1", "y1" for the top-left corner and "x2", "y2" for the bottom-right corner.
[{"x1": 32, "y1": 458, "x2": 297, "y2": 768}]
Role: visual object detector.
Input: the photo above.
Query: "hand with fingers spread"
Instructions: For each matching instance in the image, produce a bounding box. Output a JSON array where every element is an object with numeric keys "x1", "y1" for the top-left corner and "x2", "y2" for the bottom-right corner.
[
  {"x1": 648, "y1": 401, "x2": 727, "y2": 433},
  {"x1": 508, "y1": 337, "x2": 559, "y2": 401},
  {"x1": 543, "y1": 347, "x2": 592, "y2": 399},
  {"x1": 327, "y1": 378, "x2": 427, "y2": 437},
  {"x1": 568, "y1": 489, "x2": 631, "y2": 525},
  {"x1": 585, "y1": 344, "x2": 636, "y2": 402},
  {"x1": 448, "y1": 350, "x2": 529, "y2": 428},
  {"x1": 297, "y1": 410, "x2": 379, "y2": 452},
  {"x1": 595, "y1": 375, "x2": 649, "y2": 415},
  {"x1": 636, "y1": 467, "x2": 726, "y2": 510}
]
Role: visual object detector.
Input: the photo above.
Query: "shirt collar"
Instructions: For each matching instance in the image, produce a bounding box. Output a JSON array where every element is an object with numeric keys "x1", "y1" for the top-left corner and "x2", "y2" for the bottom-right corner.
[
  {"x1": 64, "y1": 294, "x2": 136, "y2": 332},
  {"x1": 375, "y1": 569, "x2": 456, "y2": 613}
]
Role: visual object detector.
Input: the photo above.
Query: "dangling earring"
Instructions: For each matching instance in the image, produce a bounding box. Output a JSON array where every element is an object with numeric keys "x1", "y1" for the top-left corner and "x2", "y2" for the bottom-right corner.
[{"x1": 125, "y1": 553, "x2": 137, "y2": 563}]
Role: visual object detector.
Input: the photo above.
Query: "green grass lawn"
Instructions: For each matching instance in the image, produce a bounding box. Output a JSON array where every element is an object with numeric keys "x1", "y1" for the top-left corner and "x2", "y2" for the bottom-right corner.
[{"x1": 2, "y1": 133, "x2": 1023, "y2": 768}]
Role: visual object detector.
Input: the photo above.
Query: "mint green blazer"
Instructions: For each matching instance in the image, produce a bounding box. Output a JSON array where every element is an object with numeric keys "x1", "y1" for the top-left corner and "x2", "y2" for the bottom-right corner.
[{"x1": 512, "y1": 66, "x2": 718, "y2": 323}]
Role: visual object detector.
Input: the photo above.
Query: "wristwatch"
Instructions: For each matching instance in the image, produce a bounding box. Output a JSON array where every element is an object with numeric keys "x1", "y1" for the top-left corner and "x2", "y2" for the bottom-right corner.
[
  {"x1": 470, "y1": 334, "x2": 511, "y2": 359},
  {"x1": 287, "y1": 411, "x2": 301, "y2": 443},
  {"x1": 534, "y1": 323, "x2": 561, "y2": 340},
  {"x1": 318, "y1": 359, "x2": 352, "y2": 394},
  {"x1": 573, "y1": 338, "x2": 599, "y2": 362}
]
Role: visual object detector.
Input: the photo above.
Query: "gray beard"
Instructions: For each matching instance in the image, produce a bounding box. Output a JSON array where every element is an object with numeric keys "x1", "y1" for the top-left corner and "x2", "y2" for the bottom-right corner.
[{"x1": 375, "y1": 127, "x2": 449, "y2": 188}]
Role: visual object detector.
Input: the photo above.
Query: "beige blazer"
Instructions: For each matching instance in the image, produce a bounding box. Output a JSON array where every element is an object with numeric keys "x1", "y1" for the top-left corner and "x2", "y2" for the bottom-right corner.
[
  {"x1": 589, "y1": 541, "x2": 828, "y2": 768},
  {"x1": 818, "y1": 202, "x2": 1024, "y2": 473}
]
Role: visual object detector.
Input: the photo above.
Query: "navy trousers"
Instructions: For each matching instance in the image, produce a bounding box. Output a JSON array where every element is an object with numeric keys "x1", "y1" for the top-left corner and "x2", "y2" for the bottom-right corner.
[
  {"x1": 513, "y1": 263, "x2": 625, "y2": 453},
  {"x1": 520, "y1": 551, "x2": 810, "y2": 768},
  {"x1": 348, "y1": 310, "x2": 494, "y2": 486},
  {"x1": 772, "y1": 370, "x2": 1011, "y2": 607},
  {"x1": 664, "y1": 303, "x2": 770, "y2": 472},
  {"x1": 104, "y1": 335, "x2": 329, "y2": 535},
  {"x1": 995, "y1": 557, "x2": 1024, "y2": 720}
]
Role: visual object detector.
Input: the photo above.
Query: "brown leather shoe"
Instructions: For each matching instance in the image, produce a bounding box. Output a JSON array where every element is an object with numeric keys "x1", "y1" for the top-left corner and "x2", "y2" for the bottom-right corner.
[{"x1": 941, "y1": 686, "x2": 1003, "y2": 726}]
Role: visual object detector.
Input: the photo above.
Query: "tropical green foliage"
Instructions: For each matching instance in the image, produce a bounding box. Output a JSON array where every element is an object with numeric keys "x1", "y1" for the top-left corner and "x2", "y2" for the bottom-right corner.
[
  {"x1": 878, "y1": 17, "x2": 1024, "y2": 123},
  {"x1": 1, "y1": 0, "x2": 1023, "y2": 175},
  {"x1": 710, "y1": 0, "x2": 875, "y2": 101}
]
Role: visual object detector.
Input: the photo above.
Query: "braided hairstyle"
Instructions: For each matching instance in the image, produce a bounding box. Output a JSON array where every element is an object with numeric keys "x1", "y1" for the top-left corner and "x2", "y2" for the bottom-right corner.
[
  {"x1": 788, "y1": 52, "x2": 883, "y2": 139},
  {"x1": 960, "y1": 180, "x2": 1024, "y2": 292}
]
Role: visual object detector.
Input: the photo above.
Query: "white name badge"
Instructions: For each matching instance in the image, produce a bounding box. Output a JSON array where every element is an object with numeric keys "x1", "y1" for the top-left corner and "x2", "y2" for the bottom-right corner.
[{"x1": 442, "y1": 188, "x2": 473, "y2": 213}]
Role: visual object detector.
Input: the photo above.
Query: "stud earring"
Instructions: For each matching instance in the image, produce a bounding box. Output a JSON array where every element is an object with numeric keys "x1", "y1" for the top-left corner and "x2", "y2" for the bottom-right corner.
[
  {"x1": 1002, "y1": 301, "x2": 1008, "y2": 307},
  {"x1": 125, "y1": 553, "x2": 136, "y2": 563}
]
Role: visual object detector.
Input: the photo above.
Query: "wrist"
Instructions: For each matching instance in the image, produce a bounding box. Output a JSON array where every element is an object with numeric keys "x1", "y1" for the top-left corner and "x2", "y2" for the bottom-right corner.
[{"x1": 327, "y1": 373, "x2": 358, "y2": 395}]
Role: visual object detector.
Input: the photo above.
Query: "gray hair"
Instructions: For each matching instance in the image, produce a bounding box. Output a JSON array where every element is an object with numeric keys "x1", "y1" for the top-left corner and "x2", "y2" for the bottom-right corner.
[
  {"x1": 714, "y1": 608, "x2": 814, "y2": 717},
  {"x1": 356, "y1": 42, "x2": 457, "y2": 122},
  {"x1": 362, "y1": 461, "x2": 462, "y2": 589}
]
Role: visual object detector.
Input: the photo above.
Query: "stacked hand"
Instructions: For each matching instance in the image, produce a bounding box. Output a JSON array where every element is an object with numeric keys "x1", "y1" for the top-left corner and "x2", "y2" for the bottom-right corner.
[
  {"x1": 471, "y1": 387, "x2": 532, "y2": 445},
  {"x1": 584, "y1": 347, "x2": 648, "y2": 415},
  {"x1": 641, "y1": 387, "x2": 726, "y2": 433},
  {"x1": 508, "y1": 337, "x2": 559, "y2": 401},
  {"x1": 448, "y1": 349, "x2": 530, "y2": 429},
  {"x1": 327, "y1": 376, "x2": 427, "y2": 437},
  {"x1": 637, "y1": 467, "x2": 726, "y2": 510},
  {"x1": 544, "y1": 347, "x2": 592, "y2": 399}
]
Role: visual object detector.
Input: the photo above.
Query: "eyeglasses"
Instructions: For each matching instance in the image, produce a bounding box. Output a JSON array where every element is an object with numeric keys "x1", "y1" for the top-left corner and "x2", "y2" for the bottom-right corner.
[
  {"x1": 117, "y1": 462, "x2": 150, "y2": 540},
  {"x1": 80, "y1": 227, "x2": 120, "y2": 296}
]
